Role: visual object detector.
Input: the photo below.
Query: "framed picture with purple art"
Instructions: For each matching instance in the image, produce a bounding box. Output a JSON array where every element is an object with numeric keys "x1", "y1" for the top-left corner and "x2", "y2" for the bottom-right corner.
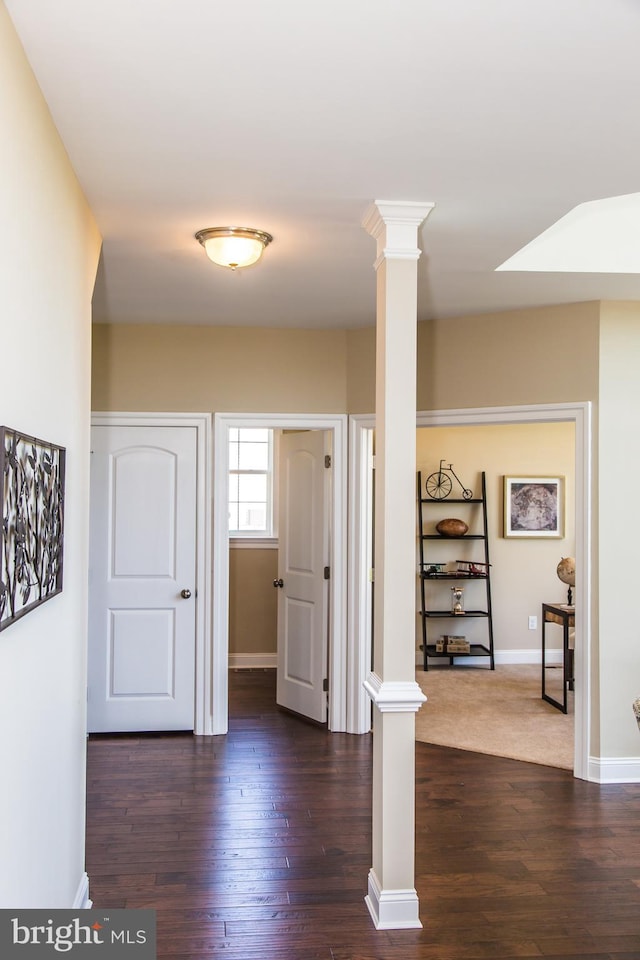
[
  {"x1": 0, "y1": 427, "x2": 66, "y2": 631},
  {"x1": 503, "y1": 475, "x2": 564, "y2": 539}
]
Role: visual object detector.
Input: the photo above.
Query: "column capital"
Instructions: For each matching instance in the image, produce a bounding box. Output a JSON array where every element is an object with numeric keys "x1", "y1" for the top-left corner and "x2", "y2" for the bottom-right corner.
[{"x1": 362, "y1": 200, "x2": 435, "y2": 269}]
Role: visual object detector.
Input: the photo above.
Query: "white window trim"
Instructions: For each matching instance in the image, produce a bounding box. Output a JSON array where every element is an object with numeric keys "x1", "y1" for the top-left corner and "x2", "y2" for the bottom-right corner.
[{"x1": 230, "y1": 537, "x2": 279, "y2": 549}]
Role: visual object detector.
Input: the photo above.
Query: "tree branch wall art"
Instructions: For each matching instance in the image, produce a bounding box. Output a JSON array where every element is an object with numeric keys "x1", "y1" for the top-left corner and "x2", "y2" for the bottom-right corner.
[{"x1": 0, "y1": 427, "x2": 65, "y2": 631}]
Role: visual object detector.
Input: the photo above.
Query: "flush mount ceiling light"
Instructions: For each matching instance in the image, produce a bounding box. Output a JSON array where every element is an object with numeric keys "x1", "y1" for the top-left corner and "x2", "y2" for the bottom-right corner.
[{"x1": 195, "y1": 226, "x2": 273, "y2": 270}]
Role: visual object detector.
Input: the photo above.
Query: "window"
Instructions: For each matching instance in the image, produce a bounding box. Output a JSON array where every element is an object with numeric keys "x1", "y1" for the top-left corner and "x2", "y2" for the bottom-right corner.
[{"x1": 228, "y1": 427, "x2": 275, "y2": 538}]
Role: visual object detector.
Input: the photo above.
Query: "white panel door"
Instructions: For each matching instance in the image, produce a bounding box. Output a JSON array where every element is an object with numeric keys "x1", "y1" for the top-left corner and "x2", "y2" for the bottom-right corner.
[
  {"x1": 88, "y1": 425, "x2": 197, "y2": 732},
  {"x1": 276, "y1": 430, "x2": 329, "y2": 723}
]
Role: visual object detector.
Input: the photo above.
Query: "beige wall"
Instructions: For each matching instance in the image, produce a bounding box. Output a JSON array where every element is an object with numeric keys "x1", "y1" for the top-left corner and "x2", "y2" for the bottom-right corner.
[
  {"x1": 416, "y1": 423, "x2": 575, "y2": 657},
  {"x1": 417, "y1": 302, "x2": 600, "y2": 410},
  {"x1": 0, "y1": 3, "x2": 101, "y2": 907},
  {"x1": 229, "y1": 548, "x2": 277, "y2": 655},
  {"x1": 92, "y1": 323, "x2": 348, "y2": 413},
  {"x1": 93, "y1": 302, "x2": 601, "y2": 417},
  {"x1": 346, "y1": 326, "x2": 376, "y2": 413},
  {"x1": 596, "y1": 301, "x2": 640, "y2": 758},
  {"x1": 91, "y1": 306, "x2": 592, "y2": 668},
  {"x1": 91, "y1": 295, "x2": 640, "y2": 768},
  {"x1": 346, "y1": 301, "x2": 601, "y2": 415}
]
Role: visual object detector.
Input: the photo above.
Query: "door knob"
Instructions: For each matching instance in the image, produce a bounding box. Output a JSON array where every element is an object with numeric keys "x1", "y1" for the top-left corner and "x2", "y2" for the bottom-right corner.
[
  {"x1": 181, "y1": 588, "x2": 192, "y2": 599},
  {"x1": 273, "y1": 578, "x2": 284, "y2": 588}
]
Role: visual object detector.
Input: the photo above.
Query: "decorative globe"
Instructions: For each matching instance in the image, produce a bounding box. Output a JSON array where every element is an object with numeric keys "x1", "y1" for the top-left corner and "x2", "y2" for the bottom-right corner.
[{"x1": 556, "y1": 556, "x2": 575, "y2": 587}]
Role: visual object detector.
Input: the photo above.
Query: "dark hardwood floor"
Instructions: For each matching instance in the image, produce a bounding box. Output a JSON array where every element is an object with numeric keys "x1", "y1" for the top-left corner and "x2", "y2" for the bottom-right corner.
[{"x1": 86, "y1": 669, "x2": 640, "y2": 959}]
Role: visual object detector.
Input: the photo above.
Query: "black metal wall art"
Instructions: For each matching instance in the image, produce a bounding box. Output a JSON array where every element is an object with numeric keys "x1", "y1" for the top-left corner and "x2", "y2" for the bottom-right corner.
[{"x1": 0, "y1": 427, "x2": 66, "y2": 631}]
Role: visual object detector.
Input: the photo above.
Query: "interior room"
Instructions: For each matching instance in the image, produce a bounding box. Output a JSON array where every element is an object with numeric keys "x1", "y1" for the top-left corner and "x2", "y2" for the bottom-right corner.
[
  {"x1": 2, "y1": 1, "x2": 640, "y2": 956},
  {"x1": 414, "y1": 422, "x2": 576, "y2": 770}
]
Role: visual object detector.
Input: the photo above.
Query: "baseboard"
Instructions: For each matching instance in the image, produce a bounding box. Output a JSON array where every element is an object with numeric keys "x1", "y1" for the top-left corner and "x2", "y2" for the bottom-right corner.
[
  {"x1": 73, "y1": 872, "x2": 92, "y2": 909},
  {"x1": 588, "y1": 756, "x2": 640, "y2": 783},
  {"x1": 229, "y1": 653, "x2": 277, "y2": 669},
  {"x1": 364, "y1": 869, "x2": 422, "y2": 929},
  {"x1": 496, "y1": 648, "x2": 563, "y2": 665},
  {"x1": 415, "y1": 648, "x2": 563, "y2": 667}
]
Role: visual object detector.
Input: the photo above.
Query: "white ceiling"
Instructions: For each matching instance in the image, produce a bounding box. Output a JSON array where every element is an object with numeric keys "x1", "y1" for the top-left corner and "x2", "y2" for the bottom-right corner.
[{"x1": 6, "y1": 0, "x2": 640, "y2": 328}]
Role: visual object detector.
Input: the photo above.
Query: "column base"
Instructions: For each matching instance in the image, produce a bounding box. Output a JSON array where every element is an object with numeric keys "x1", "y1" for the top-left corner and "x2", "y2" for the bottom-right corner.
[{"x1": 364, "y1": 868, "x2": 422, "y2": 929}]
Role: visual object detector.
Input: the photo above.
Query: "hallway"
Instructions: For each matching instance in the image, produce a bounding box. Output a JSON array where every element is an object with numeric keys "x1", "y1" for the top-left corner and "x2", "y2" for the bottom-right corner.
[{"x1": 85, "y1": 669, "x2": 640, "y2": 959}]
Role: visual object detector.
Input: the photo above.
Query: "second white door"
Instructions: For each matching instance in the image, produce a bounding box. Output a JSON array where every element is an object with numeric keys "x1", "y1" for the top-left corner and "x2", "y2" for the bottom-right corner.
[{"x1": 276, "y1": 430, "x2": 329, "y2": 723}]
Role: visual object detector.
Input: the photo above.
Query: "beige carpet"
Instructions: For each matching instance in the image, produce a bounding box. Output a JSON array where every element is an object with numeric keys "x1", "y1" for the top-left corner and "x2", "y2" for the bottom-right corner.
[{"x1": 415, "y1": 664, "x2": 574, "y2": 770}]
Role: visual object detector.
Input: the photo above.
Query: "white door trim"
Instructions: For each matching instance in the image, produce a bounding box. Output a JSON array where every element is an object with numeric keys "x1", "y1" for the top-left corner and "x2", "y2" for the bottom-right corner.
[
  {"x1": 91, "y1": 412, "x2": 213, "y2": 735},
  {"x1": 348, "y1": 402, "x2": 592, "y2": 781},
  {"x1": 213, "y1": 413, "x2": 348, "y2": 734},
  {"x1": 348, "y1": 414, "x2": 375, "y2": 734}
]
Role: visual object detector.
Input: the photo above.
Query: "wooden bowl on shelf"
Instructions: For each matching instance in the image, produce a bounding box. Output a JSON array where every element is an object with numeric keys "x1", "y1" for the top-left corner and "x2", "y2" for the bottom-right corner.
[{"x1": 435, "y1": 518, "x2": 468, "y2": 537}]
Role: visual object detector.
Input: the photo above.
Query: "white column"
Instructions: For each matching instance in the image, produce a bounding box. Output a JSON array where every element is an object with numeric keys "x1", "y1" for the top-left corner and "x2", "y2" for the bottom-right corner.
[{"x1": 362, "y1": 200, "x2": 434, "y2": 929}]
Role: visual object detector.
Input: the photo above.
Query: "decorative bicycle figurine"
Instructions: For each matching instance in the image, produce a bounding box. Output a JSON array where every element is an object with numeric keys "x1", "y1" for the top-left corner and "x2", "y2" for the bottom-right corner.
[{"x1": 425, "y1": 460, "x2": 473, "y2": 500}]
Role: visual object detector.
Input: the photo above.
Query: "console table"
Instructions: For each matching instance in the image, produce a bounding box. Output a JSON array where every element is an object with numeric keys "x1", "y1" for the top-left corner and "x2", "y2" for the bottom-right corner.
[{"x1": 541, "y1": 602, "x2": 574, "y2": 714}]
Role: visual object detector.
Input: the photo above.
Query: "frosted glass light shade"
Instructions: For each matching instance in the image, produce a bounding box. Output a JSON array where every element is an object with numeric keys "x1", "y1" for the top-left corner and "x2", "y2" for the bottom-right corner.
[{"x1": 195, "y1": 227, "x2": 273, "y2": 270}]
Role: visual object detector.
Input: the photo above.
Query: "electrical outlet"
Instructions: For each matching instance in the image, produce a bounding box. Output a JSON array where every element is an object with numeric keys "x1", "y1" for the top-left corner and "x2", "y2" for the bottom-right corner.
[{"x1": 528, "y1": 615, "x2": 537, "y2": 630}]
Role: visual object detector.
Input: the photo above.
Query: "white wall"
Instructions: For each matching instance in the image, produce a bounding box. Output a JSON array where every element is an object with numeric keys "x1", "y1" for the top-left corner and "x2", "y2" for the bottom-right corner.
[{"x1": 0, "y1": 3, "x2": 101, "y2": 907}]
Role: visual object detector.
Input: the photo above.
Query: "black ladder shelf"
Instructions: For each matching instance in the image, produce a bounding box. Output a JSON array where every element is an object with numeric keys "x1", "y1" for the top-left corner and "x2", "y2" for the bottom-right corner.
[{"x1": 417, "y1": 470, "x2": 495, "y2": 670}]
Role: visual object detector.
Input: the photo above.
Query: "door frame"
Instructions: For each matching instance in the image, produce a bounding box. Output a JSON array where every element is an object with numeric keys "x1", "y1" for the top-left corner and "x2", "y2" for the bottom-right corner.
[
  {"x1": 348, "y1": 402, "x2": 592, "y2": 781},
  {"x1": 348, "y1": 414, "x2": 375, "y2": 735},
  {"x1": 213, "y1": 413, "x2": 348, "y2": 734},
  {"x1": 90, "y1": 412, "x2": 212, "y2": 734}
]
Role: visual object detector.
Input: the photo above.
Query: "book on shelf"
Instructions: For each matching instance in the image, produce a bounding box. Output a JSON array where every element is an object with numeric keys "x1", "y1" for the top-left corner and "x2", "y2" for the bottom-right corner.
[{"x1": 435, "y1": 635, "x2": 470, "y2": 654}]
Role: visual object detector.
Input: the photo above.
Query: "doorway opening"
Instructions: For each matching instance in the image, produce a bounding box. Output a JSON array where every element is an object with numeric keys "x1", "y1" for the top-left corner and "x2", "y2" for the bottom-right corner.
[
  {"x1": 348, "y1": 402, "x2": 592, "y2": 779},
  {"x1": 229, "y1": 426, "x2": 332, "y2": 724},
  {"x1": 212, "y1": 413, "x2": 348, "y2": 736}
]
